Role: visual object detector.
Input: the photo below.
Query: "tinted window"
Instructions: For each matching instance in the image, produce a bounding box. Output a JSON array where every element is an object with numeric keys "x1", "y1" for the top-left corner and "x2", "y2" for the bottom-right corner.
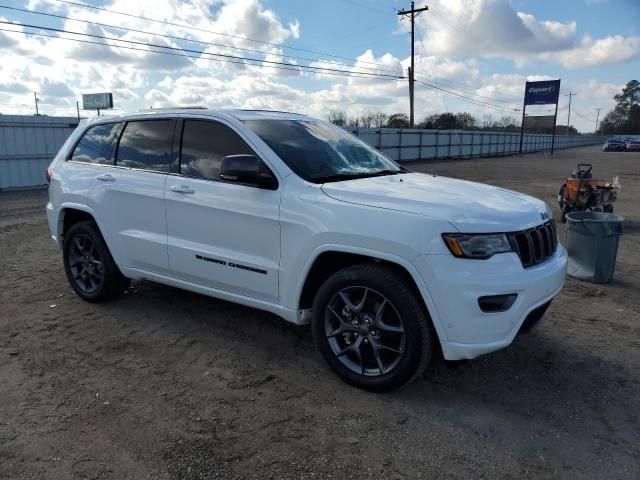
[
  {"x1": 116, "y1": 120, "x2": 174, "y2": 172},
  {"x1": 70, "y1": 123, "x2": 120, "y2": 164},
  {"x1": 180, "y1": 120, "x2": 254, "y2": 180}
]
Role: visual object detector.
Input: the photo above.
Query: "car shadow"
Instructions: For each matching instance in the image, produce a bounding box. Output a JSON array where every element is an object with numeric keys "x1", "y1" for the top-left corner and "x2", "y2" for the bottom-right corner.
[{"x1": 108, "y1": 278, "x2": 638, "y2": 440}]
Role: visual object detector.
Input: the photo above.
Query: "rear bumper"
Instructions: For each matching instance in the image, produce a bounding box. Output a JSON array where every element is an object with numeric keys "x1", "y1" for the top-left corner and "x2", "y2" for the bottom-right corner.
[{"x1": 414, "y1": 245, "x2": 567, "y2": 360}]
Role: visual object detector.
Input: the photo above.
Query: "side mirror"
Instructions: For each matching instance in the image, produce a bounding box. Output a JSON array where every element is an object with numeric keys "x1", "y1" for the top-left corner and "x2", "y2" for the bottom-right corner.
[{"x1": 220, "y1": 154, "x2": 277, "y2": 189}]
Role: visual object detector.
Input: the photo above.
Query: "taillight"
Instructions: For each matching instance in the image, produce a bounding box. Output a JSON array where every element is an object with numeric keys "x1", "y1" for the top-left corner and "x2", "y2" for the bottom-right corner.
[{"x1": 46, "y1": 167, "x2": 53, "y2": 184}]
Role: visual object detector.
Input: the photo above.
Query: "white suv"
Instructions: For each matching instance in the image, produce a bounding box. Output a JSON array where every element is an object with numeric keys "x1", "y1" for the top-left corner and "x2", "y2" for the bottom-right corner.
[{"x1": 46, "y1": 109, "x2": 567, "y2": 391}]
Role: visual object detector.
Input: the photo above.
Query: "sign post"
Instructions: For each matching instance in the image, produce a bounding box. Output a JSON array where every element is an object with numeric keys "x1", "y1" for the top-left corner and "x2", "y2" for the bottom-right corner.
[
  {"x1": 518, "y1": 80, "x2": 561, "y2": 155},
  {"x1": 81, "y1": 93, "x2": 114, "y2": 116}
]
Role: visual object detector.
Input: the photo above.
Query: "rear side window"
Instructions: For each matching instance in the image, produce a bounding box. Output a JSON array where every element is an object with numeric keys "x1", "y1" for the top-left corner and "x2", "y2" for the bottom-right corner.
[
  {"x1": 69, "y1": 123, "x2": 120, "y2": 164},
  {"x1": 180, "y1": 120, "x2": 254, "y2": 180},
  {"x1": 116, "y1": 120, "x2": 174, "y2": 172}
]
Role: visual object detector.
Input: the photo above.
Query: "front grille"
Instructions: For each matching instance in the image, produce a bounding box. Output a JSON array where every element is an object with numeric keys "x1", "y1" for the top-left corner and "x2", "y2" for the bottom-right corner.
[{"x1": 508, "y1": 220, "x2": 557, "y2": 268}]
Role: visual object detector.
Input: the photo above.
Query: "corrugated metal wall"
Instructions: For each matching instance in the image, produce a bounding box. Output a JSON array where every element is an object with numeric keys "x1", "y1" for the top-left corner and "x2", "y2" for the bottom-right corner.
[
  {"x1": 0, "y1": 115, "x2": 608, "y2": 189},
  {"x1": 346, "y1": 128, "x2": 607, "y2": 162},
  {"x1": 0, "y1": 115, "x2": 79, "y2": 189}
]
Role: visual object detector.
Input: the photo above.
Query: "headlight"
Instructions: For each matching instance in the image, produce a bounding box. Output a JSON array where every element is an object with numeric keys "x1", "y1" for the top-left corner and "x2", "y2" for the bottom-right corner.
[{"x1": 442, "y1": 233, "x2": 512, "y2": 259}]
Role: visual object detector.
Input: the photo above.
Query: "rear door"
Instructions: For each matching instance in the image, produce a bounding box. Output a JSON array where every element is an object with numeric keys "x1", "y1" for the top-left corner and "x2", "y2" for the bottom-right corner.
[
  {"x1": 61, "y1": 121, "x2": 122, "y2": 213},
  {"x1": 164, "y1": 117, "x2": 281, "y2": 302},
  {"x1": 95, "y1": 118, "x2": 176, "y2": 275}
]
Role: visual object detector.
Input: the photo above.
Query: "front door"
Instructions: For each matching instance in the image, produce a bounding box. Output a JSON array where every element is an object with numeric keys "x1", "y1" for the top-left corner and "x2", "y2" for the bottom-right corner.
[{"x1": 164, "y1": 118, "x2": 281, "y2": 303}]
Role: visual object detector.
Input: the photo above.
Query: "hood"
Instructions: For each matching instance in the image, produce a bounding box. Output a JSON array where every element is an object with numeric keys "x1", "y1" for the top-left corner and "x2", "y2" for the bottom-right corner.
[{"x1": 321, "y1": 172, "x2": 550, "y2": 233}]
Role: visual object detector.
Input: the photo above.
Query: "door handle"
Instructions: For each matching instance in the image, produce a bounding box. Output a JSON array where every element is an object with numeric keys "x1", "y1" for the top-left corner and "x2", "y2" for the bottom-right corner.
[
  {"x1": 96, "y1": 174, "x2": 115, "y2": 182},
  {"x1": 170, "y1": 185, "x2": 195, "y2": 194}
]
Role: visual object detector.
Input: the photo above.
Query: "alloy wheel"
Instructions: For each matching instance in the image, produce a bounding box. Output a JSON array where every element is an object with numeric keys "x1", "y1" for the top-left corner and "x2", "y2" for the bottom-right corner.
[
  {"x1": 67, "y1": 233, "x2": 104, "y2": 294},
  {"x1": 324, "y1": 286, "x2": 406, "y2": 377}
]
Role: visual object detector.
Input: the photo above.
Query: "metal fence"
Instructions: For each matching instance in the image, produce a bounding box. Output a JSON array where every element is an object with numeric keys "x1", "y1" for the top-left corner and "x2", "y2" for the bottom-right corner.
[
  {"x1": 0, "y1": 115, "x2": 608, "y2": 190},
  {"x1": 0, "y1": 115, "x2": 78, "y2": 189},
  {"x1": 346, "y1": 128, "x2": 607, "y2": 162}
]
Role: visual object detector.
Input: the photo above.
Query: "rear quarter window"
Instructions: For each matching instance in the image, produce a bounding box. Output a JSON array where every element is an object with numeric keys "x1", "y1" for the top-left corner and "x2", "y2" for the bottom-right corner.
[{"x1": 69, "y1": 123, "x2": 120, "y2": 164}]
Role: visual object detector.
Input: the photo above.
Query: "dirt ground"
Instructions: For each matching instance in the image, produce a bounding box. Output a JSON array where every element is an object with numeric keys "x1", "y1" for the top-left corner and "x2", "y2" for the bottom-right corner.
[{"x1": 1, "y1": 145, "x2": 639, "y2": 479}]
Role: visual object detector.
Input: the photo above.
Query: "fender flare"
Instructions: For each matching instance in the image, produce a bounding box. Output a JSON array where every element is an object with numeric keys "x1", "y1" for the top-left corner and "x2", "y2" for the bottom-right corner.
[
  {"x1": 294, "y1": 244, "x2": 448, "y2": 343},
  {"x1": 56, "y1": 203, "x2": 101, "y2": 247}
]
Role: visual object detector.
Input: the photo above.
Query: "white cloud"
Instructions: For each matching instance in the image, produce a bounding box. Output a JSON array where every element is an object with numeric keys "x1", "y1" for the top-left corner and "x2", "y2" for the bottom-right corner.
[
  {"x1": 414, "y1": 0, "x2": 638, "y2": 70},
  {"x1": 550, "y1": 35, "x2": 640, "y2": 69},
  {"x1": 415, "y1": 0, "x2": 576, "y2": 57},
  {"x1": 0, "y1": 0, "x2": 630, "y2": 133}
]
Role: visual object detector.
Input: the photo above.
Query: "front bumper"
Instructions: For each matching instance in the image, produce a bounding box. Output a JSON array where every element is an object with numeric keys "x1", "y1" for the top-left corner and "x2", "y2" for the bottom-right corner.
[{"x1": 414, "y1": 245, "x2": 567, "y2": 360}]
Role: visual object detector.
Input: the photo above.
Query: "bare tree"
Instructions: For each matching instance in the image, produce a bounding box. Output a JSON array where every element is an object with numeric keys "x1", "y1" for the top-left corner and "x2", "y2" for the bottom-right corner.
[
  {"x1": 481, "y1": 113, "x2": 497, "y2": 130},
  {"x1": 328, "y1": 109, "x2": 347, "y2": 126},
  {"x1": 359, "y1": 114, "x2": 375, "y2": 128},
  {"x1": 370, "y1": 112, "x2": 388, "y2": 128}
]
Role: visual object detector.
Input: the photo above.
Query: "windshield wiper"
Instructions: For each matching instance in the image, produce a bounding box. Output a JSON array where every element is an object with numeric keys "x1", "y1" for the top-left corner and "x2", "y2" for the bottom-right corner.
[{"x1": 314, "y1": 169, "x2": 402, "y2": 184}]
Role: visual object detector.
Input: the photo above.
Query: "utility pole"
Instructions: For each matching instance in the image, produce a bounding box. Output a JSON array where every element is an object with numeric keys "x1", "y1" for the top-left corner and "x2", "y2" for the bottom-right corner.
[
  {"x1": 595, "y1": 107, "x2": 601, "y2": 133},
  {"x1": 565, "y1": 91, "x2": 576, "y2": 135},
  {"x1": 397, "y1": 2, "x2": 428, "y2": 128},
  {"x1": 76, "y1": 101, "x2": 80, "y2": 120},
  {"x1": 34, "y1": 92, "x2": 39, "y2": 116}
]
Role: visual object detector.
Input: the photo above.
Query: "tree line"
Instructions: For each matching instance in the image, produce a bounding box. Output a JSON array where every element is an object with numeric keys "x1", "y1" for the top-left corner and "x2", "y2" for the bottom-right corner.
[
  {"x1": 328, "y1": 110, "x2": 522, "y2": 132},
  {"x1": 597, "y1": 80, "x2": 640, "y2": 135}
]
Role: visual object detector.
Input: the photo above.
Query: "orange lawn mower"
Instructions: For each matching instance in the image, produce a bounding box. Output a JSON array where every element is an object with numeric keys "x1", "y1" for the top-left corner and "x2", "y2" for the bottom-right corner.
[{"x1": 558, "y1": 164, "x2": 620, "y2": 223}]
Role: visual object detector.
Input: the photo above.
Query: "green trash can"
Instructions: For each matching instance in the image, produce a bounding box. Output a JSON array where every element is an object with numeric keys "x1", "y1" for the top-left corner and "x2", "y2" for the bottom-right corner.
[{"x1": 566, "y1": 211, "x2": 623, "y2": 283}]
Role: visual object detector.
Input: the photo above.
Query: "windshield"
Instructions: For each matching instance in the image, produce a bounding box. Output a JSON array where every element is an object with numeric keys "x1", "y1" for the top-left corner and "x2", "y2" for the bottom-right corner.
[{"x1": 244, "y1": 119, "x2": 402, "y2": 183}]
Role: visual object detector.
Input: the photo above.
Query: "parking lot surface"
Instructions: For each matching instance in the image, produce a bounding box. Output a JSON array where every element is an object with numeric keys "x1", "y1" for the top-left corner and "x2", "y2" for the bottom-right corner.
[{"x1": 1, "y1": 145, "x2": 639, "y2": 479}]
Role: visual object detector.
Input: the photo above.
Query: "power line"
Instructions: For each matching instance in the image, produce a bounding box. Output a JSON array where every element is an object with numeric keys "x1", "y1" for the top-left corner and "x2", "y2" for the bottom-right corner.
[
  {"x1": 0, "y1": 26, "x2": 403, "y2": 82},
  {"x1": 0, "y1": 20, "x2": 403, "y2": 79},
  {"x1": 415, "y1": 71, "x2": 520, "y2": 107},
  {"x1": 0, "y1": 5, "x2": 404, "y2": 78},
  {"x1": 414, "y1": 79, "x2": 520, "y2": 113},
  {"x1": 414, "y1": 27, "x2": 519, "y2": 107},
  {"x1": 411, "y1": 21, "x2": 520, "y2": 108},
  {"x1": 52, "y1": 0, "x2": 404, "y2": 74}
]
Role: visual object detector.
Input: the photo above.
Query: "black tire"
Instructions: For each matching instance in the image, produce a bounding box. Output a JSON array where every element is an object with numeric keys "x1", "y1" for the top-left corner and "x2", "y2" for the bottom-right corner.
[
  {"x1": 557, "y1": 184, "x2": 567, "y2": 206},
  {"x1": 311, "y1": 264, "x2": 433, "y2": 392},
  {"x1": 63, "y1": 221, "x2": 129, "y2": 302}
]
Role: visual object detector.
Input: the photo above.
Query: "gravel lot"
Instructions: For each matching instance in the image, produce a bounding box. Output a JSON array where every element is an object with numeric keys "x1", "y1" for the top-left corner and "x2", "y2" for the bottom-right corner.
[{"x1": 1, "y1": 145, "x2": 639, "y2": 479}]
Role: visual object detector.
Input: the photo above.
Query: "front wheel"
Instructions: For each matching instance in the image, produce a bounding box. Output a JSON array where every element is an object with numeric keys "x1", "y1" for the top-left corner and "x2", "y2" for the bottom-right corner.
[{"x1": 311, "y1": 264, "x2": 433, "y2": 392}]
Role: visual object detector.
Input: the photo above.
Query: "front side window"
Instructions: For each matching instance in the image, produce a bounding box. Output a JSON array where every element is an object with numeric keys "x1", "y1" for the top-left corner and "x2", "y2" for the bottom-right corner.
[
  {"x1": 69, "y1": 122, "x2": 120, "y2": 164},
  {"x1": 180, "y1": 120, "x2": 254, "y2": 180},
  {"x1": 244, "y1": 119, "x2": 402, "y2": 183},
  {"x1": 116, "y1": 120, "x2": 174, "y2": 172}
]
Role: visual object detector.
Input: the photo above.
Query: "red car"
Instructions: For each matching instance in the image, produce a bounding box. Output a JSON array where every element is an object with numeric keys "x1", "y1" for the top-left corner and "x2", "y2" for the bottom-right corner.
[{"x1": 626, "y1": 140, "x2": 640, "y2": 151}]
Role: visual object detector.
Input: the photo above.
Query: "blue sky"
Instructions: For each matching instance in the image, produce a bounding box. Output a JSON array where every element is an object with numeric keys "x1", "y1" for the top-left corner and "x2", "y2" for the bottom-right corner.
[{"x1": 0, "y1": 0, "x2": 638, "y2": 131}]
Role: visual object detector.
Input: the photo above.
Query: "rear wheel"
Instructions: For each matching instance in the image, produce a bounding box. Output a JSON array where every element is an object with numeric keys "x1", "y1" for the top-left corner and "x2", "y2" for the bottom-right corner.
[
  {"x1": 63, "y1": 221, "x2": 129, "y2": 302},
  {"x1": 311, "y1": 264, "x2": 433, "y2": 392}
]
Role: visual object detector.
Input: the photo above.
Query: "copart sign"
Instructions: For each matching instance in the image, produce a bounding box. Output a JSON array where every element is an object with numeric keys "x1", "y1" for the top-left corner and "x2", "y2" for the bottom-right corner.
[{"x1": 524, "y1": 80, "x2": 561, "y2": 106}]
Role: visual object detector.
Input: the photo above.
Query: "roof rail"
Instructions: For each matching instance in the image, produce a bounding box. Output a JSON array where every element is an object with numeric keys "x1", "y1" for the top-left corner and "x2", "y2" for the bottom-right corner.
[
  {"x1": 138, "y1": 106, "x2": 208, "y2": 111},
  {"x1": 240, "y1": 109, "x2": 303, "y2": 116}
]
